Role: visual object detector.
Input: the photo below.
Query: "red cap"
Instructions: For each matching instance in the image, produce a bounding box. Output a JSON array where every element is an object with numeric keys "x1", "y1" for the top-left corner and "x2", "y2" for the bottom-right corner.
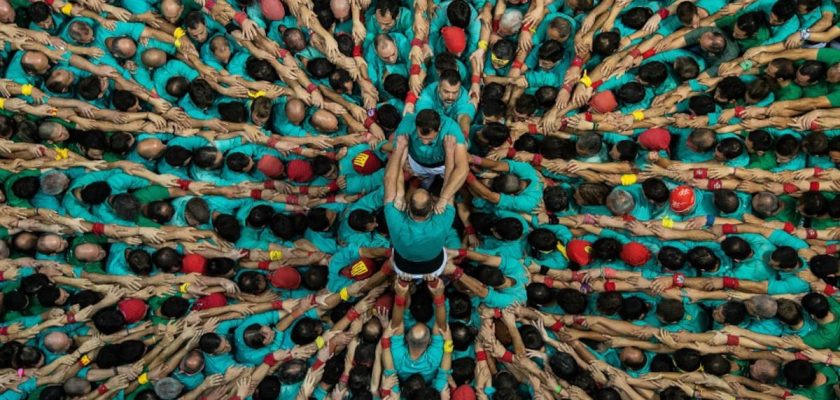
[
  {"x1": 259, "y1": 0, "x2": 285, "y2": 20},
  {"x1": 181, "y1": 254, "x2": 207, "y2": 274},
  {"x1": 118, "y1": 298, "x2": 148, "y2": 324},
  {"x1": 352, "y1": 150, "x2": 382, "y2": 175},
  {"x1": 340, "y1": 258, "x2": 376, "y2": 280},
  {"x1": 257, "y1": 155, "x2": 285, "y2": 178},
  {"x1": 270, "y1": 267, "x2": 302, "y2": 289},
  {"x1": 452, "y1": 385, "x2": 476, "y2": 400},
  {"x1": 192, "y1": 292, "x2": 228, "y2": 310},
  {"x1": 567, "y1": 239, "x2": 593, "y2": 266},
  {"x1": 670, "y1": 185, "x2": 696, "y2": 213},
  {"x1": 287, "y1": 159, "x2": 313, "y2": 182},
  {"x1": 441, "y1": 26, "x2": 467, "y2": 54},
  {"x1": 589, "y1": 91, "x2": 618, "y2": 113},
  {"x1": 638, "y1": 128, "x2": 671, "y2": 152},
  {"x1": 620, "y1": 242, "x2": 651, "y2": 267}
]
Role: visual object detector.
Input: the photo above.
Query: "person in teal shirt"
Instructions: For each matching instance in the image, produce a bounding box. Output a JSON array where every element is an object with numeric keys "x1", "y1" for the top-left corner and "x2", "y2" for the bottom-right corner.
[
  {"x1": 233, "y1": 310, "x2": 287, "y2": 365},
  {"x1": 364, "y1": 0, "x2": 414, "y2": 41},
  {"x1": 415, "y1": 71, "x2": 476, "y2": 125}
]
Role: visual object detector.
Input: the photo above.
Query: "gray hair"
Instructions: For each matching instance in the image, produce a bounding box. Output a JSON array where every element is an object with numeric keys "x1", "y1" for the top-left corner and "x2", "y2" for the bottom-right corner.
[
  {"x1": 607, "y1": 189, "x2": 635, "y2": 216},
  {"x1": 154, "y1": 377, "x2": 184, "y2": 400},
  {"x1": 751, "y1": 191, "x2": 780, "y2": 217},
  {"x1": 63, "y1": 377, "x2": 91, "y2": 396},
  {"x1": 40, "y1": 171, "x2": 69, "y2": 195},
  {"x1": 746, "y1": 295, "x2": 778, "y2": 319},
  {"x1": 499, "y1": 10, "x2": 523, "y2": 32}
]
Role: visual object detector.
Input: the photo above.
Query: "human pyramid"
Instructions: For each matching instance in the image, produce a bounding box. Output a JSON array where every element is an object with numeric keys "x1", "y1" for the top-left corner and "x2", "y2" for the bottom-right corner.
[{"x1": 1, "y1": 0, "x2": 840, "y2": 398}]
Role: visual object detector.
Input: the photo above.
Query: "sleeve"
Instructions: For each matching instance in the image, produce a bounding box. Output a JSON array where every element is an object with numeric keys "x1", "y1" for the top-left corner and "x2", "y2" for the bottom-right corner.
[
  {"x1": 108, "y1": 173, "x2": 151, "y2": 192},
  {"x1": 415, "y1": 88, "x2": 436, "y2": 113},
  {"x1": 114, "y1": 22, "x2": 146, "y2": 40},
  {"x1": 768, "y1": 276, "x2": 810, "y2": 294},
  {"x1": 597, "y1": 74, "x2": 634, "y2": 92},
  {"x1": 767, "y1": 18, "x2": 800, "y2": 44},
  {"x1": 483, "y1": 285, "x2": 527, "y2": 308},
  {"x1": 0, "y1": 377, "x2": 36, "y2": 400},
  {"x1": 802, "y1": 326, "x2": 836, "y2": 349},
  {"x1": 62, "y1": 194, "x2": 99, "y2": 221},
  {"x1": 454, "y1": 93, "x2": 477, "y2": 120},
  {"x1": 817, "y1": 48, "x2": 840, "y2": 64},
  {"x1": 525, "y1": 70, "x2": 561, "y2": 88},
  {"x1": 768, "y1": 230, "x2": 809, "y2": 250},
  {"x1": 682, "y1": 28, "x2": 710, "y2": 45}
]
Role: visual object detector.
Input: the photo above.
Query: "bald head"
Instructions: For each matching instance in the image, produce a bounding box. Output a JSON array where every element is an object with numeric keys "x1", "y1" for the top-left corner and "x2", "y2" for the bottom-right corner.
[
  {"x1": 311, "y1": 109, "x2": 338, "y2": 133},
  {"x1": 330, "y1": 0, "x2": 350, "y2": 19},
  {"x1": 110, "y1": 37, "x2": 137, "y2": 59},
  {"x1": 285, "y1": 98, "x2": 307, "y2": 124},
  {"x1": 0, "y1": 0, "x2": 15, "y2": 23},
  {"x1": 21, "y1": 51, "x2": 50, "y2": 75},
  {"x1": 75, "y1": 243, "x2": 106, "y2": 262},
  {"x1": 68, "y1": 21, "x2": 93, "y2": 44},
  {"x1": 620, "y1": 347, "x2": 645, "y2": 366},
  {"x1": 752, "y1": 192, "x2": 781, "y2": 217},
  {"x1": 142, "y1": 49, "x2": 167, "y2": 68},
  {"x1": 46, "y1": 69, "x2": 74, "y2": 94},
  {"x1": 160, "y1": 0, "x2": 184, "y2": 23},
  {"x1": 408, "y1": 189, "x2": 432, "y2": 219},
  {"x1": 181, "y1": 350, "x2": 205, "y2": 374},
  {"x1": 38, "y1": 121, "x2": 68, "y2": 142},
  {"x1": 36, "y1": 234, "x2": 68, "y2": 254},
  {"x1": 375, "y1": 34, "x2": 398, "y2": 64},
  {"x1": 14, "y1": 232, "x2": 38, "y2": 251},
  {"x1": 137, "y1": 138, "x2": 166, "y2": 160},
  {"x1": 44, "y1": 331, "x2": 72, "y2": 353},
  {"x1": 406, "y1": 323, "x2": 431, "y2": 350},
  {"x1": 750, "y1": 359, "x2": 779, "y2": 383}
]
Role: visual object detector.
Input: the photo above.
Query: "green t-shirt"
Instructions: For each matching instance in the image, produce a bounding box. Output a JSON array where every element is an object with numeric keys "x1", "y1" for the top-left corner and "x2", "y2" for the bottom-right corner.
[
  {"x1": 802, "y1": 297, "x2": 840, "y2": 350},
  {"x1": 384, "y1": 202, "x2": 455, "y2": 262},
  {"x1": 395, "y1": 113, "x2": 465, "y2": 167},
  {"x1": 793, "y1": 365, "x2": 839, "y2": 400}
]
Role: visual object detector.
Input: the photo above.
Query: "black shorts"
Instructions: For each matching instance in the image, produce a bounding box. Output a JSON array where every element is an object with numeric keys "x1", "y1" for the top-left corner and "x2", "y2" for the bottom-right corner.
[{"x1": 393, "y1": 249, "x2": 444, "y2": 275}]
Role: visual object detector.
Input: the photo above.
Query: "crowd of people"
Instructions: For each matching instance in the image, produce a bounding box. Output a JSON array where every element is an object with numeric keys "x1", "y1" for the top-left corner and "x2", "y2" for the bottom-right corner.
[{"x1": 1, "y1": 0, "x2": 840, "y2": 397}]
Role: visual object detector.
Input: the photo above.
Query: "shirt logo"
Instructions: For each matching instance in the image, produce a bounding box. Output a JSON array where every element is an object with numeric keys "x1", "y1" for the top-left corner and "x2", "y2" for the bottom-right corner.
[
  {"x1": 351, "y1": 261, "x2": 369, "y2": 276},
  {"x1": 353, "y1": 153, "x2": 369, "y2": 167}
]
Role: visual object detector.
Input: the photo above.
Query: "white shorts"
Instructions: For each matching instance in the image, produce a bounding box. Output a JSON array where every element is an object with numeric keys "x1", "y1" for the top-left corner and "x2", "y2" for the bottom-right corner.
[{"x1": 408, "y1": 155, "x2": 446, "y2": 188}]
